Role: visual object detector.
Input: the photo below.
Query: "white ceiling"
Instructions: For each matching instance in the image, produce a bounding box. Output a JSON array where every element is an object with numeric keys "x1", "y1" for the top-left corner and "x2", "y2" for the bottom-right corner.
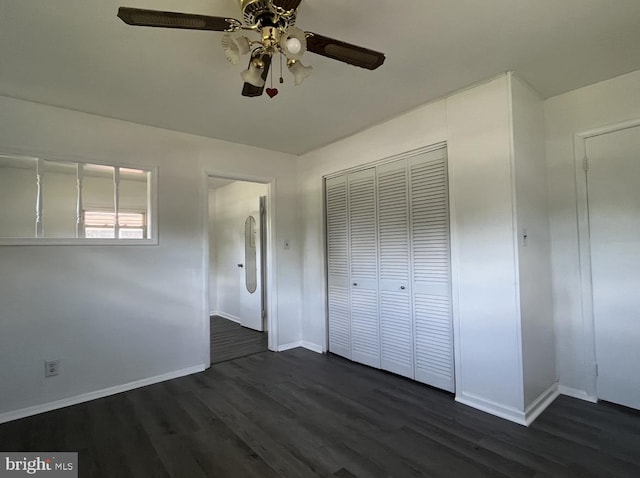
[{"x1": 1, "y1": 1, "x2": 639, "y2": 155}]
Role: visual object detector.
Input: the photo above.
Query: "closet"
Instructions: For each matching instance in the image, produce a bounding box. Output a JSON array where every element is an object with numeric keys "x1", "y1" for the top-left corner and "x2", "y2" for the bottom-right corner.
[{"x1": 325, "y1": 146, "x2": 454, "y2": 392}]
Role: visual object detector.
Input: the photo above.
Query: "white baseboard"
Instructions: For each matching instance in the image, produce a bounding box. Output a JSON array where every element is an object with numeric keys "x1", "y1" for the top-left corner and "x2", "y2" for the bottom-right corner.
[
  {"x1": 277, "y1": 340, "x2": 302, "y2": 352},
  {"x1": 277, "y1": 340, "x2": 324, "y2": 353},
  {"x1": 456, "y1": 392, "x2": 527, "y2": 426},
  {"x1": 214, "y1": 311, "x2": 242, "y2": 324},
  {"x1": 301, "y1": 341, "x2": 324, "y2": 354},
  {"x1": 456, "y1": 383, "x2": 560, "y2": 427},
  {"x1": 277, "y1": 341, "x2": 324, "y2": 353},
  {"x1": 524, "y1": 382, "x2": 559, "y2": 425},
  {"x1": 0, "y1": 364, "x2": 206, "y2": 425},
  {"x1": 559, "y1": 385, "x2": 598, "y2": 403}
]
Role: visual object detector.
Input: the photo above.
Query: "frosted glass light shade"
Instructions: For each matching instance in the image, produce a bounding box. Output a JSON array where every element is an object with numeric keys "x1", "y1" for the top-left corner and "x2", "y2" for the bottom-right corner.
[
  {"x1": 286, "y1": 38, "x2": 301, "y2": 54},
  {"x1": 241, "y1": 58, "x2": 266, "y2": 87},
  {"x1": 280, "y1": 27, "x2": 306, "y2": 60},
  {"x1": 221, "y1": 34, "x2": 251, "y2": 65},
  {"x1": 288, "y1": 59, "x2": 312, "y2": 86}
]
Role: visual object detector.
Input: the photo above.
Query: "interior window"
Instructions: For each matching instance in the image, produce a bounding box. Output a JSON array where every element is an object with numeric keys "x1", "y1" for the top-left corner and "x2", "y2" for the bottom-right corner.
[{"x1": 0, "y1": 153, "x2": 155, "y2": 243}]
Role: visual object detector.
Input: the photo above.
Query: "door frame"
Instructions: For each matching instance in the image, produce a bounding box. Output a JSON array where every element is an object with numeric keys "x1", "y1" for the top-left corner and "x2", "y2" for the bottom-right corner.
[
  {"x1": 573, "y1": 118, "x2": 640, "y2": 401},
  {"x1": 202, "y1": 170, "x2": 277, "y2": 366}
]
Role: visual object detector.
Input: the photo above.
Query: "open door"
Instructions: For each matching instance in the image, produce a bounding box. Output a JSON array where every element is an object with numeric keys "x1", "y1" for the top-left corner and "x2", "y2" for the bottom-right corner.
[
  {"x1": 209, "y1": 180, "x2": 268, "y2": 331},
  {"x1": 260, "y1": 195, "x2": 268, "y2": 331}
]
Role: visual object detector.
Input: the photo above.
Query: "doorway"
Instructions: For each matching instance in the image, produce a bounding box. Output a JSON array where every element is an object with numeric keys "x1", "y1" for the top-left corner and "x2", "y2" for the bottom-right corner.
[
  {"x1": 585, "y1": 124, "x2": 640, "y2": 410},
  {"x1": 207, "y1": 176, "x2": 270, "y2": 364}
]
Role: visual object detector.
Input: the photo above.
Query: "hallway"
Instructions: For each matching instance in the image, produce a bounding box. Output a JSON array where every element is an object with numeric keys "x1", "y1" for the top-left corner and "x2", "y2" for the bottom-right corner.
[{"x1": 210, "y1": 315, "x2": 268, "y2": 364}]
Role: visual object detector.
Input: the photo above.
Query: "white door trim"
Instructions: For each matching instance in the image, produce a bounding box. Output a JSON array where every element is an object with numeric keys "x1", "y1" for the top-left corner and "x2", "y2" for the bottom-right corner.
[
  {"x1": 202, "y1": 170, "x2": 278, "y2": 363},
  {"x1": 573, "y1": 118, "x2": 640, "y2": 400}
]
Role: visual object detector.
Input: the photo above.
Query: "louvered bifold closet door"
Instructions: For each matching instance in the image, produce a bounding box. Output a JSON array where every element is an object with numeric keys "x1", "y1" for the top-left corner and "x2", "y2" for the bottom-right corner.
[
  {"x1": 377, "y1": 160, "x2": 414, "y2": 378},
  {"x1": 326, "y1": 175, "x2": 351, "y2": 359},
  {"x1": 348, "y1": 168, "x2": 380, "y2": 368},
  {"x1": 409, "y1": 149, "x2": 455, "y2": 392}
]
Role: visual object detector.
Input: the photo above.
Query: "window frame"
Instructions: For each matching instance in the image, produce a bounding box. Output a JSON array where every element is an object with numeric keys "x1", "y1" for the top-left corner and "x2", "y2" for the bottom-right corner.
[{"x1": 0, "y1": 150, "x2": 158, "y2": 246}]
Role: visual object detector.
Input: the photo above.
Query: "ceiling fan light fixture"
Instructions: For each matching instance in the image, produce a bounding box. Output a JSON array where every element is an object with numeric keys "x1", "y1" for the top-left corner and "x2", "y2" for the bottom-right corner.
[
  {"x1": 241, "y1": 57, "x2": 267, "y2": 87},
  {"x1": 280, "y1": 26, "x2": 306, "y2": 60},
  {"x1": 117, "y1": 2, "x2": 386, "y2": 98},
  {"x1": 287, "y1": 58, "x2": 312, "y2": 86},
  {"x1": 222, "y1": 34, "x2": 251, "y2": 65},
  {"x1": 286, "y1": 37, "x2": 301, "y2": 54}
]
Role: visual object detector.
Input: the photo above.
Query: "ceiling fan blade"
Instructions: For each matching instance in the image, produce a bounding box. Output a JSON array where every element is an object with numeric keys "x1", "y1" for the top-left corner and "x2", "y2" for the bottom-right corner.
[
  {"x1": 117, "y1": 7, "x2": 239, "y2": 32},
  {"x1": 271, "y1": 0, "x2": 303, "y2": 11},
  {"x1": 305, "y1": 33, "x2": 385, "y2": 70},
  {"x1": 242, "y1": 55, "x2": 273, "y2": 98}
]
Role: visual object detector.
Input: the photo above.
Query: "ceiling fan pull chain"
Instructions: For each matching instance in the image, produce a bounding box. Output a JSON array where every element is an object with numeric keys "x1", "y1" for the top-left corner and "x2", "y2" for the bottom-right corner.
[
  {"x1": 266, "y1": 58, "x2": 279, "y2": 98},
  {"x1": 280, "y1": 52, "x2": 284, "y2": 84}
]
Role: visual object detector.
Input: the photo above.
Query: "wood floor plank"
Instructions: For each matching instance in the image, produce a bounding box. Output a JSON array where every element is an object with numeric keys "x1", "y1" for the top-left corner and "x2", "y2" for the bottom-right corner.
[
  {"x1": 210, "y1": 315, "x2": 267, "y2": 364},
  {"x1": 2, "y1": 348, "x2": 640, "y2": 477}
]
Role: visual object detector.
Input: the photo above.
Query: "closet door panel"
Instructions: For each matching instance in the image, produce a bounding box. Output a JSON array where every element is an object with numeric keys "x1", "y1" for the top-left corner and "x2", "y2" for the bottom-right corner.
[
  {"x1": 348, "y1": 168, "x2": 380, "y2": 368},
  {"x1": 377, "y1": 161, "x2": 413, "y2": 378},
  {"x1": 410, "y1": 150, "x2": 455, "y2": 392},
  {"x1": 326, "y1": 175, "x2": 351, "y2": 359},
  {"x1": 379, "y1": 290, "x2": 412, "y2": 377},
  {"x1": 351, "y1": 287, "x2": 380, "y2": 366}
]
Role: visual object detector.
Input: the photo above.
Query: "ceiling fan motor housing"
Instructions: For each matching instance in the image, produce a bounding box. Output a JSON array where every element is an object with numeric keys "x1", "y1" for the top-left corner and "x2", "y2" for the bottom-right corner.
[{"x1": 241, "y1": 0, "x2": 296, "y2": 28}]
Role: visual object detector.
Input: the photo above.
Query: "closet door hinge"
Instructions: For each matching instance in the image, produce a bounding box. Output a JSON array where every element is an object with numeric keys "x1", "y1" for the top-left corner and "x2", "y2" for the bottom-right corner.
[{"x1": 583, "y1": 156, "x2": 589, "y2": 171}]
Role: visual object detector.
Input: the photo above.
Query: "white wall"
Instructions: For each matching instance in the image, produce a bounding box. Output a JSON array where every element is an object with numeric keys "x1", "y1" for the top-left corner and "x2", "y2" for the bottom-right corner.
[
  {"x1": 446, "y1": 77, "x2": 524, "y2": 418},
  {"x1": 211, "y1": 181, "x2": 268, "y2": 328},
  {"x1": 0, "y1": 95, "x2": 300, "y2": 422},
  {"x1": 545, "y1": 69, "x2": 640, "y2": 399},
  {"x1": 511, "y1": 76, "x2": 556, "y2": 408},
  {"x1": 298, "y1": 75, "x2": 551, "y2": 423}
]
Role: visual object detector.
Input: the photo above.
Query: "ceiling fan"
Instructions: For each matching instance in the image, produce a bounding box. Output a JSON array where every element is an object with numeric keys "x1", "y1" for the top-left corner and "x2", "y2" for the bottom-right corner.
[{"x1": 117, "y1": 0, "x2": 385, "y2": 98}]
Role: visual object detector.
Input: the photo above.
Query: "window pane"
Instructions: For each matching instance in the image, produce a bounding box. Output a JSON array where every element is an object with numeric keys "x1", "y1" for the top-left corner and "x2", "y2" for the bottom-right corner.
[
  {"x1": 119, "y1": 170, "x2": 149, "y2": 238},
  {"x1": 0, "y1": 155, "x2": 37, "y2": 238},
  {"x1": 83, "y1": 164, "x2": 115, "y2": 218},
  {"x1": 85, "y1": 227, "x2": 115, "y2": 239},
  {"x1": 118, "y1": 212, "x2": 145, "y2": 228},
  {"x1": 85, "y1": 211, "x2": 116, "y2": 227},
  {"x1": 42, "y1": 160, "x2": 77, "y2": 238},
  {"x1": 119, "y1": 170, "x2": 148, "y2": 209},
  {"x1": 119, "y1": 228, "x2": 144, "y2": 239}
]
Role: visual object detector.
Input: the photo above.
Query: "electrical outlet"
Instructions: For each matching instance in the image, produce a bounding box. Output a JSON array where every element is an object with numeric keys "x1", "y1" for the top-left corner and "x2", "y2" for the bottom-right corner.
[{"x1": 45, "y1": 360, "x2": 60, "y2": 377}]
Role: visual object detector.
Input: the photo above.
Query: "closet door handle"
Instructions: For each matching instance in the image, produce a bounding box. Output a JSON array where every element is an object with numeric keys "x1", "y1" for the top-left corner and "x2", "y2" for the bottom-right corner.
[
  {"x1": 400, "y1": 285, "x2": 406, "y2": 290},
  {"x1": 353, "y1": 283, "x2": 358, "y2": 287}
]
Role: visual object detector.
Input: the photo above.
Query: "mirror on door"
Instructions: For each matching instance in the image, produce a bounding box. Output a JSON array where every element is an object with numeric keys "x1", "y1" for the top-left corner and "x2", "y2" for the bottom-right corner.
[{"x1": 245, "y1": 215, "x2": 257, "y2": 293}]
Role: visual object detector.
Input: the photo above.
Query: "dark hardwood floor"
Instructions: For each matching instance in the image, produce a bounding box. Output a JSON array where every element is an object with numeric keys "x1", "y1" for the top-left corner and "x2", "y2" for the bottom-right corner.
[
  {"x1": 210, "y1": 315, "x2": 267, "y2": 364},
  {"x1": 2, "y1": 348, "x2": 640, "y2": 477}
]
